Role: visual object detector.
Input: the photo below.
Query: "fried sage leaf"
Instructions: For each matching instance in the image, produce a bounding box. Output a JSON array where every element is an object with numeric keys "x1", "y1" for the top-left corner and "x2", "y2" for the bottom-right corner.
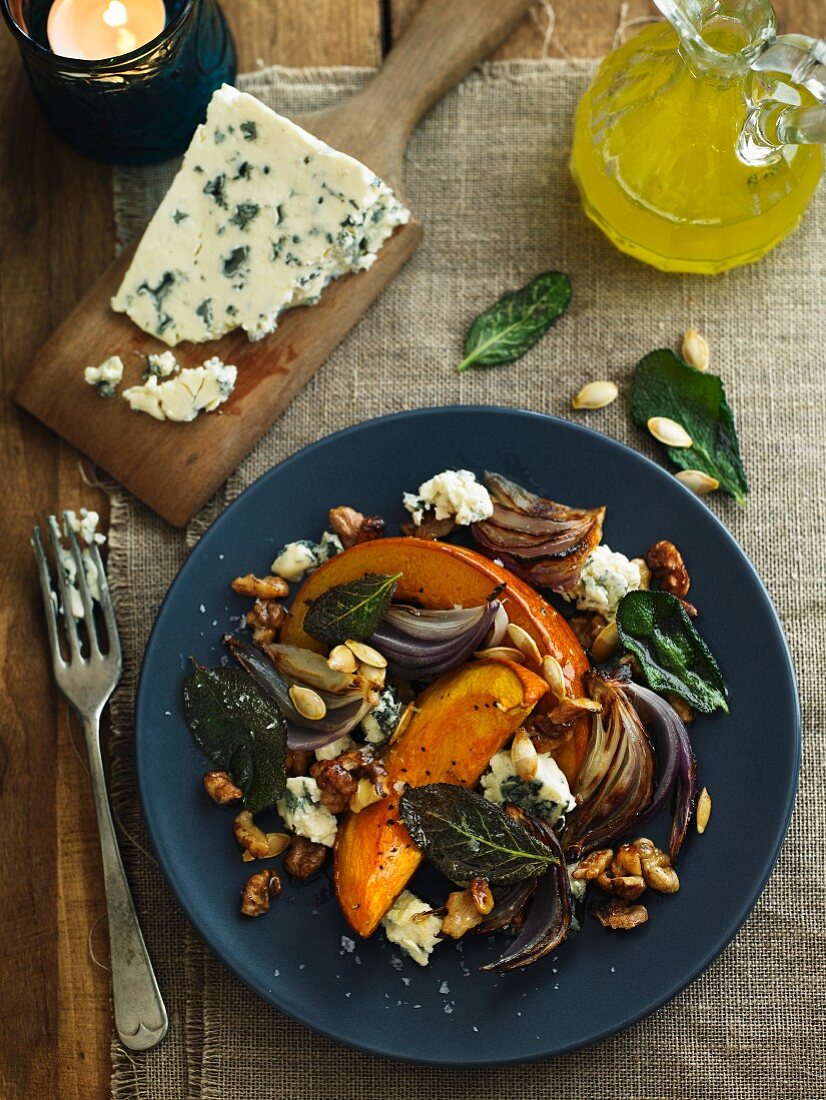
[
  {"x1": 183, "y1": 663, "x2": 287, "y2": 812},
  {"x1": 399, "y1": 784, "x2": 559, "y2": 884},
  {"x1": 631, "y1": 349, "x2": 748, "y2": 504},
  {"x1": 457, "y1": 271, "x2": 572, "y2": 373},
  {"x1": 616, "y1": 590, "x2": 728, "y2": 715},
  {"x1": 303, "y1": 571, "x2": 401, "y2": 648}
]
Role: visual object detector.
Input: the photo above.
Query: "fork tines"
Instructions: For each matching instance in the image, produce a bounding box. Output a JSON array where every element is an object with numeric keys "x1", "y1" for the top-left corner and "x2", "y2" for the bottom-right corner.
[{"x1": 31, "y1": 512, "x2": 120, "y2": 673}]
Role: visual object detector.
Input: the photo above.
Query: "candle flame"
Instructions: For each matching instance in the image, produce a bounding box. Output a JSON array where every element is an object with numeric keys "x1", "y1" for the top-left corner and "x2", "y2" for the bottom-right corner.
[{"x1": 102, "y1": 1, "x2": 129, "y2": 28}]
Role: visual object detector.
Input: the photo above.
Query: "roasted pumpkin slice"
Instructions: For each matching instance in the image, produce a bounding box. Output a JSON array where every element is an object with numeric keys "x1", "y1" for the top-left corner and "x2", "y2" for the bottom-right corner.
[
  {"x1": 283, "y1": 537, "x2": 590, "y2": 780},
  {"x1": 334, "y1": 658, "x2": 549, "y2": 938}
]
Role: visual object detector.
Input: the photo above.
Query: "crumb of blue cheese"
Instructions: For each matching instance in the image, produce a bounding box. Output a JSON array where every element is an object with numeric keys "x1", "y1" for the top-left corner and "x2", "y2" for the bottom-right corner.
[
  {"x1": 315, "y1": 734, "x2": 357, "y2": 761},
  {"x1": 403, "y1": 469, "x2": 493, "y2": 527},
  {"x1": 66, "y1": 507, "x2": 106, "y2": 547},
  {"x1": 360, "y1": 687, "x2": 402, "y2": 745},
  {"x1": 562, "y1": 544, "x2": 645, "y2": 617},
  {"x1": 84, "y1": 355, "x2": 124, "y2": 397},
  {"x1": 481, "y1": 749, "x2": 576, "y2": 828},
  {"x1": 144, "y1": 350, "x2": 180, "y2": 378},
  {"x1": 123, "y1": 357, "x2": 236, "y2": 422},
  {"x1": 57, "y1": 509, "x2": 107, "y2": 617},
  {"x1": 271, "y1": 532, "x2": 343, "y2": 582},
  {"x1": 381, "y1": 890, "x2": 443, "y2": 967},
  {"x1": 277, "y1": 777, "x2": 337, "y2": 847}
]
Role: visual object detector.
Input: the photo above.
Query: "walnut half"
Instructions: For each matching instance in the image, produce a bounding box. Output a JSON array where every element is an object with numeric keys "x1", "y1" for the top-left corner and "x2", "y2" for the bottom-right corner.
[
  {"x1": 241, "y1": 869, "x2": 282, "y2": 917},
  {"x1": 592, "y1": 897, "x2": 649, "y2": 930},
  {"x1": 283, "y1": 835, "x2": 327, "y2": 880}
]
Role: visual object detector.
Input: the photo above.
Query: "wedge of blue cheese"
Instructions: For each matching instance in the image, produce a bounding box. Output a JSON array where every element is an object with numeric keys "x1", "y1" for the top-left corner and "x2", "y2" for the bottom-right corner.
[{"x1": 111, "y1": 84, "x2": 410, "y2": 346}]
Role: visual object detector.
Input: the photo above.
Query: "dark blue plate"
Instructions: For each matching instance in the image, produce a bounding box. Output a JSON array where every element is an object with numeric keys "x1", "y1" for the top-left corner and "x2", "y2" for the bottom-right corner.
[{"x1": 135, "y1": 406, "x2": 800, "y2": 1066}]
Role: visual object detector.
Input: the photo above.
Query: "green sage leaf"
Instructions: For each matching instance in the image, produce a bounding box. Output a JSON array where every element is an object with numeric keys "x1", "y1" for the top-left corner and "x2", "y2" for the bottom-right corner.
[
  {"x1": 183, "y1": 663, "x2": 287, "y2": 812},
  {"x1": 631, "y1": 349, "x2": 748, "y2": 504},
  {"x1": 616, "y1": 590, "x2": 729, "y2": 714},
  {"x1": 303, "y1": 571, "x2": 401, "y2": 648},
  {"x1": 457, "y1": 271, "x2": 572, "y2": 373},
  {"x1": 399, "y1": 784, "x2": 559, "y2": 884}
]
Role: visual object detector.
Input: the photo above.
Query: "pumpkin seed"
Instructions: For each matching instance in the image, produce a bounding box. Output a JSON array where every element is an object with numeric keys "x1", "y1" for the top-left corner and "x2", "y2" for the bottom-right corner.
[
  {"x1": 696, "y1": 787, "x2": 712, "y2": 834},
  {"x1": 506, "y1": 622, "x2": 542, "y2": 664},
  {"x1": 344, "y1": 639, "x2": 387, "y2": 668},
  {"x1": 572, "y1": 380, "x2": 619, "y2": 410},
  {"x1": 358, "y1": 662, "x2": 386, "y2": 687},
  {"x1": 647, "y1": 416, "x2": 693, "y2": 448},
  {"x1": 265, "y1": 832, "x2": 291, "y2": 857},
  {"x1": 327, "y1": 644, "x2": 358, "y2": 673},
  {"x1": 474, "y1": 646, "x2": 526, "y2": 664},
  {"x1": 681, "y1": 329, "x2": 710, "y2": 372},
  {"x1": 511, "y1": 728, "x2": 538, "y2": 781},
  {"x1": 289, "y1": 684, "x2": 327, "y2": 721},
  {"x1": 541, "y1": 654, "x2": 567, "y2": 700},
  {"x1": 676, "y1": 469, "x2": 720, "y2": 495},
  {"x1": 591, "y1": 619, "x2": 620, "y2": 662}
]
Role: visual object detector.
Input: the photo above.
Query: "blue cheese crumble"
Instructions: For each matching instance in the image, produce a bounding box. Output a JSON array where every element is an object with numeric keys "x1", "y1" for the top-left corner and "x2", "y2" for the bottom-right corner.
[
  {"x1": 481, "y1": 749, "x2": 576, "y2": 828},
  {"x1": 276, "y1": 777, "x2": 338, "y2": 847},
  {"x1": 381, "y1": 890, "x2": 443, "y2": 967},
  {"x1": 314, "y1": 734, "x2": 357, "y2": 762},
  {"x1": 562, "y1": 544, "x2": 645, "y2": 617},
  {"x1": 270, "y1": 532, "x2": 343, "y2": 582},
  {"x1": 360, "y1": 687, "x2": 402, "y2": 745},
  {"x1": 57, "y1": 509, "x2": 106, "y2": 617},
  {"x1": 111, "y1": 85, "x2": 410, "y2": 346},
  {"x1": 122, "y1": 357, "x2": 236, "y2": 422},
  {"x1": 84, "y1": 355, "x2": 124, "y2": 397},
  {"x1": 144, "y1": 350, "x2": 180, "y2": 378},
  {"x1": 403, "y1": 469, "x2": 493, "y2": 527}
]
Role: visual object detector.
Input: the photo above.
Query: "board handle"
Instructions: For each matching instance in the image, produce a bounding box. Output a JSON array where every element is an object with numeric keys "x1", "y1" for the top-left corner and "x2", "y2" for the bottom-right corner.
[{"x1": 342, "y1": 0, "x2": 533, "y2": 176}]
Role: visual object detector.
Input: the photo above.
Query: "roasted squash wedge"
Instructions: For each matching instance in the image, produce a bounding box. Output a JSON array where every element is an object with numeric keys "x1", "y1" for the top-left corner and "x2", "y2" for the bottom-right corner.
[
  {"x1": 334, "y1": 658, "x2": 549, "y2": 938},
  {"x1": 283, "y1": 538, "x2": 591, "y2": 780}
]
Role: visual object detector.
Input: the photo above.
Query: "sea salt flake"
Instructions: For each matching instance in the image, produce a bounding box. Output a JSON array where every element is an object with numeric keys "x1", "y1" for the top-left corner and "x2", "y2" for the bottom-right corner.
[{"x1": 439, "y1": 981, "x2": 450, "y2": 995}]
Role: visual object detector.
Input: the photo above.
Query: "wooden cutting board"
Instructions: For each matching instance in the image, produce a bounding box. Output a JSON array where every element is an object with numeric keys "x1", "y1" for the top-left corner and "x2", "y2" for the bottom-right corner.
[{"x1": 16, "y1": 0, "x2": 532, "y2": 528}]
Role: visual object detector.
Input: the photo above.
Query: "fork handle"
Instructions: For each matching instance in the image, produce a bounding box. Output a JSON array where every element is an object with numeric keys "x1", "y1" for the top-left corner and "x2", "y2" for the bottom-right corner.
[{"x1": 82, "y1": 714, "x2": 169, "y2": 1051}]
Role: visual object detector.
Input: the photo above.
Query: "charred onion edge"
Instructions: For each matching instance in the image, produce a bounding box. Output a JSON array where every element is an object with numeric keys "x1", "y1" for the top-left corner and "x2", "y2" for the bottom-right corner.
[
  {"x1": 562, "y1": 675, "x2": 655, "y2": 860},
  {"x1": 480, "y1": 804, "x2": 571, "y2": 972},
  {"x1": 470, "y1": 472, "x2": 605, "y2": 592},
  {"x1": 624, "y1": 681, "x2": 698, "y2": 863}
]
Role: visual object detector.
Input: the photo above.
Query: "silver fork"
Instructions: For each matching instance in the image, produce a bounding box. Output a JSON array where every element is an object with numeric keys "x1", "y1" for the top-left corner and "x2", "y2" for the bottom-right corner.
[{"x1": 32, "y1": 514, "x2": 168, "y2": 1052}]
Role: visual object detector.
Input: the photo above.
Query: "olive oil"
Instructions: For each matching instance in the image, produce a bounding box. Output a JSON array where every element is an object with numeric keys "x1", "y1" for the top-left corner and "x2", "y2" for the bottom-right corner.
[{"x1": 570, "y1": 22, "x2": 823, "y2": 274}]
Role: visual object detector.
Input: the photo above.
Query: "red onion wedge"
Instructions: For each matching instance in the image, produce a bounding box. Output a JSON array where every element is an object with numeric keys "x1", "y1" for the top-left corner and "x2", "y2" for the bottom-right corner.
[
  {"x1": 563, "y1": 676, "x2": 655, "y2": 860},
  {"x1": 225, "y1": 637, "x2": 374, "y2": 751},
  {"x1": 624, "y1": 682, "x2": 698, "y2": 863},
  {"x1": 471, "y1": 472, "x2": 605, "y2": 592},
  {"x1": 481, "y1": 805, "x2": 571, "y2": 972},
  {"x1": 367, "y1": 599, "x2": 499, "y2": 681}
]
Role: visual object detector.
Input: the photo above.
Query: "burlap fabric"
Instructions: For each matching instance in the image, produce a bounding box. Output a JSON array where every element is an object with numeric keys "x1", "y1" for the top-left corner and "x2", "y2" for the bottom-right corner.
[{"x1": 108, "y1": 61, "x2": 825, "y2": 1099}]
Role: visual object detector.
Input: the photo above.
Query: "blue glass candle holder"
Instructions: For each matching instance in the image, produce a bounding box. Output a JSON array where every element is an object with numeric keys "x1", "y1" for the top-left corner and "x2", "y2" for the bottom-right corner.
[{"x1": 1, "y1": 0, "x2": 237, "y2": 164}]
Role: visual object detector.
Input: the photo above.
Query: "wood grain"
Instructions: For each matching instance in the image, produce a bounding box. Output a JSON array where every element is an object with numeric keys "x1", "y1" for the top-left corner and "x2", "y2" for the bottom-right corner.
[
  {"x1": 1, "y1": 1, "x2": 822, "y2": 1097},
  {"x1": 16, "y1": 0, "x2": 532, "y2": 529}
]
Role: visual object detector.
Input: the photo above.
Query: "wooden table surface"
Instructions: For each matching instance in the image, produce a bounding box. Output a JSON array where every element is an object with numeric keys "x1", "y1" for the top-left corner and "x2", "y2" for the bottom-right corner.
[{"x1": 1, "y1": 0, "x2": 822, "y2": 1096}]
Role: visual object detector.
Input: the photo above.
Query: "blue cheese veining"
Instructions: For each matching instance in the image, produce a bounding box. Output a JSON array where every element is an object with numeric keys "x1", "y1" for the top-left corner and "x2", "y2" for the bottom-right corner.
[{"x1": 111, "y1": 85, "x2": 410, "y2": 346}]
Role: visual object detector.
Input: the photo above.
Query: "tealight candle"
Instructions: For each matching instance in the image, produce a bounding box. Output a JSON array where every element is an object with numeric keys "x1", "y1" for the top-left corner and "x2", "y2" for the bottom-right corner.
[
  {"x1": 47, "y1": 0, "x2": 166, "y2": 60},
  {"x1": 1, "y1": 0, "x2": 236, "y2": 163}
]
